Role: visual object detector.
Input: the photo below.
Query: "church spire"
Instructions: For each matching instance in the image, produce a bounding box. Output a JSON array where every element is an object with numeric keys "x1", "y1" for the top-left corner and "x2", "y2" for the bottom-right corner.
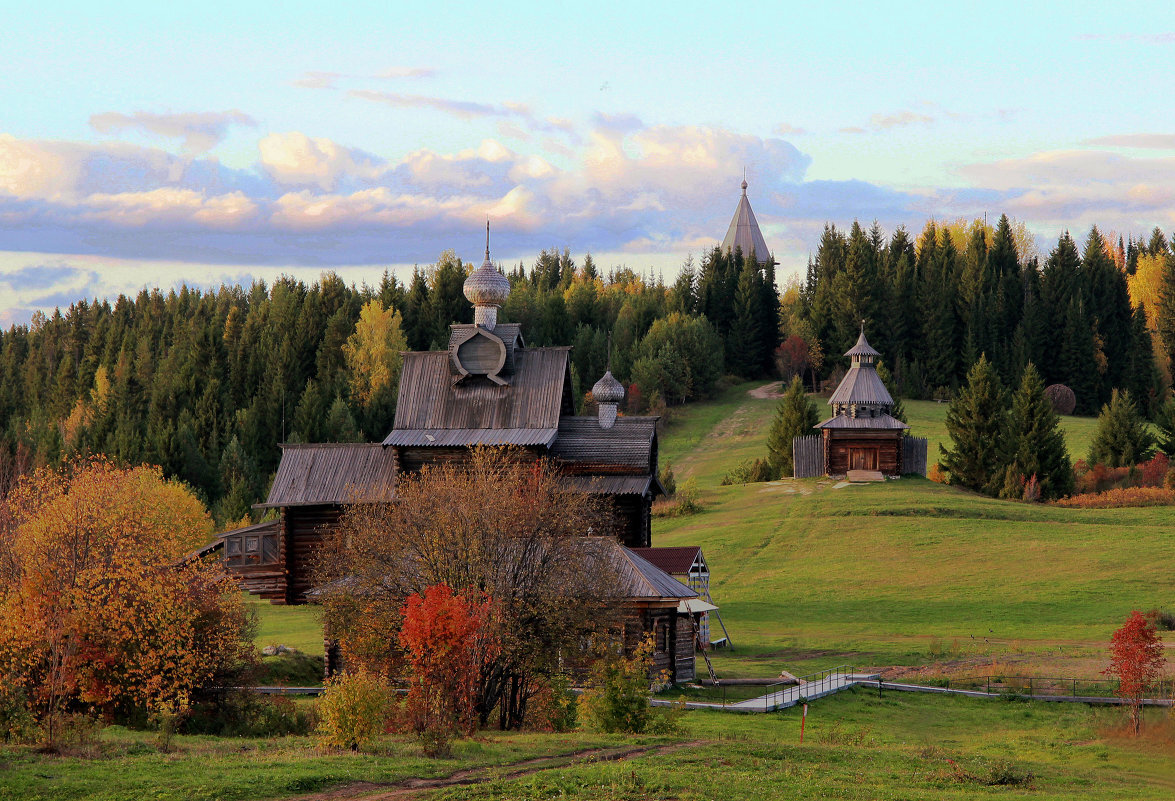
[
  {"x1": 463, "y1": 221, "x2": 511, "y2": 331},
  {"x1": 721, "y1": 173, "x2": 769, "y2": 264}
]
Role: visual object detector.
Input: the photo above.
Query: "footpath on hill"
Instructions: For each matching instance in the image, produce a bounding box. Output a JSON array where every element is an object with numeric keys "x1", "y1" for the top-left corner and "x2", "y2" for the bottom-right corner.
[{"x1": 287, "y1": 740, "x2": 706, "y2": 800}]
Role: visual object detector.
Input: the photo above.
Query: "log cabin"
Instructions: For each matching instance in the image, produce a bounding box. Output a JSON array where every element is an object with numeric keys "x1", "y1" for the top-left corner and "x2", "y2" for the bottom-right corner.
[{"x1": 210, "y1": 229, "x2": 709, "y2": 682}]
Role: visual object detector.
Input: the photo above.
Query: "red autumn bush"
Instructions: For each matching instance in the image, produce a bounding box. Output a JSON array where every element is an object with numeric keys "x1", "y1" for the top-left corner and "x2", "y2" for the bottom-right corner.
[
  {"x1": 398, "y1": 583, "x2": 498, "y2": 756},
  {"x1": 1052, "y1": 487, "x2": 1175, "y2": 509},
  {"x1": 1104, "y1": 610, "x2": 1166, "y2": 734}
]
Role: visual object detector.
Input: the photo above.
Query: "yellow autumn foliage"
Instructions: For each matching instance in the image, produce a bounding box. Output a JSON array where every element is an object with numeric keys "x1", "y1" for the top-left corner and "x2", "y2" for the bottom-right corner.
[{"x1": 0, "y1": 460, "x2": 251, "y2": 721}]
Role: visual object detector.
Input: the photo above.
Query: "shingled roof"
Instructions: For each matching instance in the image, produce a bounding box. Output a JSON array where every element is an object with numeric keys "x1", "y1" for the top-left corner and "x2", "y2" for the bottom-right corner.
[
  {"x1": 386, "y1": 347, "x2": 574, "y2": 447},
  {"x1": 258, "y1": 444, "x2": 397, "y2": 507},
  {"x1": 613, "y1": 545, "x2": 697, "y2": 600},
  {"x1": 828, "y1": 366, "x2": 894, "y2": 406},
  {"x1": 720, "y1": 178, "x2": 770, "y2": 264},
  {"x1": 549, "y1": 416, "x2": 658, "y2": 474},
  {"x1": 629, "y1": 546, "x2": 704, "y2": 576}
]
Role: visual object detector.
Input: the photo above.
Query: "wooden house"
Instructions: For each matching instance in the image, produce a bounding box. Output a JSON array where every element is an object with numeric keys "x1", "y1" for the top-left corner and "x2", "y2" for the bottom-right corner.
[
  {"x1": 209, "y1": 230, "x2": 708, "y2": 682},
  {"x1": 815, "y1": 327, "x2": 909, "y2": 477},
  {"x1": 629, "y1": 546, "x2": 728, "y2": 648}
]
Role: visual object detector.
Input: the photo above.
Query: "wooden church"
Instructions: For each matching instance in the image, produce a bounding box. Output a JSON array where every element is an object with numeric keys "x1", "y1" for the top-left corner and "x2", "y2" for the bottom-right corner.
[
  {"x1": 209, "y1": 230, "x2": 709, "y2": 683},
  {"x1": 813, "y1": 327, "x2": 910, "y2": 477}
]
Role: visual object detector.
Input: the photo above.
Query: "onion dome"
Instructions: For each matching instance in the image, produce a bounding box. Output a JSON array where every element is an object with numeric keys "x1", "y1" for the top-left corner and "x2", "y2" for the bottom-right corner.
[
  {"x1": 592, "y1": 370, "x2": 625, "y2": 404},
  {"x1": 464, "y1": 221, "x2": 511, "y2": 330}
]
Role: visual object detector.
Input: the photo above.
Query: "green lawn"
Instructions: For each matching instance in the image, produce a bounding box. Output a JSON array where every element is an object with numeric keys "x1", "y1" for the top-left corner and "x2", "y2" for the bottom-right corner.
[
  {"x1": 247, "y1": 595, "x2": 323, "y2": 656},
  {"x1": 654, "y1": 382, "x2": 1175, "y2": 678},
  {"x1": 8, "y1": 690, "x2": 1175, "y2": 800}
]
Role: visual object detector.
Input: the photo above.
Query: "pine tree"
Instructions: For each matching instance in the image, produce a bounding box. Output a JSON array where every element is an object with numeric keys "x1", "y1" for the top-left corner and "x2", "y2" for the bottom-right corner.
[
  {"x1": 1156, "y1": 250, "x2": 1175, "y2": 380},
  {"x1": 1000, "y1": 363, "x2": 1073, "y2": 500},
  {"x1": 765, "y1": 376, "x2": 819, "y2": 479},
  {"x1": 728, "y1": 259, "x2": 764, "y2": 377},
  {"x1": 921, "y1": 229, "x2": 961, "y2": 390},
  {"x1": 1124, "y1": 306, "x2": 1161, "y2": 416},
  {"x1": 1087, "y1": 389, "x2": 1155, "y2": 468},
  {"x1": 939, "y1": 355, "x2": 1008, "y2": 493},
  {"x1": 1058, "y1": 298, "x2": 1098, "y2": 415},
  {"x1": 875, "y1": 360, "x2": 906, "y2": 422},
  {"x1": 1153, "y1": 396, "x2": 1175, "y2": 458}
]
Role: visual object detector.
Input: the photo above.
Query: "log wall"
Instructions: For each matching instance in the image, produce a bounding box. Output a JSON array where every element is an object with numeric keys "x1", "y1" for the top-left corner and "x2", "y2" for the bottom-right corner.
[
  {"x1": 825, "y1": 431, "x2": 902, "y2": 476},
  {"x1": 285, "y1": 505, "x2": 342, "y2": 604}
]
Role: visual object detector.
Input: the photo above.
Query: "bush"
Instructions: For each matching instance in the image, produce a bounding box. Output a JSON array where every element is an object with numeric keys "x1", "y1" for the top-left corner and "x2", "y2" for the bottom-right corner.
[
  {"x1": 316, "y1": 673, "x2": 395, "y2": 751},
  {"x1": 185, "y1": 690, "x2": 316, "y2": 737},
  {"x1": 652, "y1": 477, "x2": 703, "y2": 517},
  {"x1": 658, "y1": 463, "x2": 676, "y2": 496},
  {"x1": 1052, "y1": 487, "x2": 1175, "y2": 509},
  {"x1": 1043, "y1": 384, "x2": 1076, "y2": 415},
  {"x1": 578, "y1": 636, "x2": 679, "y2": 735},
  {"x1": 0, "y1": 685, "x2": 37, "y2": 744},
  {"x1": 524, "y1": 674, "x2": 578, "y2": 732},
  {"x1": 720, "y1": 458, "x2": 773, "y2": 485}
]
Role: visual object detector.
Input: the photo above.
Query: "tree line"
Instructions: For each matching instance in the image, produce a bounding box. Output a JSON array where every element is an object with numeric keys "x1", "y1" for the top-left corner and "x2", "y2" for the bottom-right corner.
[
  {"x1": 0, "y1": 246, "x2": 777, "y2": 524},
  {"x1": 785, "y1": 216, "x2": 1170, "y2": 416}
]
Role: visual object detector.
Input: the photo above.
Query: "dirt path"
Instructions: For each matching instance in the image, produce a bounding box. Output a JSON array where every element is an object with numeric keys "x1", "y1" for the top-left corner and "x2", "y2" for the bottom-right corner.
[
  {"x1": 748, "y1": 380, "x2": 783, "y2": 399},
  {"x1": 289, "y1": 740, "x2": 706, "y2": 801}
]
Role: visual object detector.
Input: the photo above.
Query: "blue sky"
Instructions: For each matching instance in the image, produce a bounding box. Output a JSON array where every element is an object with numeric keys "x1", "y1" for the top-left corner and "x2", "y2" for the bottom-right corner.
[{"x1": 2, "y1": 1, "x2": 1174, "y2": 325}]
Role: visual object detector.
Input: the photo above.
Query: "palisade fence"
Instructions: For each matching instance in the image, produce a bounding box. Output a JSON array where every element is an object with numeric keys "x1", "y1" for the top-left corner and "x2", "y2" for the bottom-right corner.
[
  {"x1": 792, "y1": 434, "x2": 824, "y2": 478},
  {"x1": 903, "y1": 436, "x2": 928, "y2": 476}
]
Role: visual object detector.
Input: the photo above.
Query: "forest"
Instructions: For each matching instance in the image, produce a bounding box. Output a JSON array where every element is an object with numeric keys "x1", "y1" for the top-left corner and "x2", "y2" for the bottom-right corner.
[{"x1": 1, "y1": 214, "x2": 1173, "y2": 524}]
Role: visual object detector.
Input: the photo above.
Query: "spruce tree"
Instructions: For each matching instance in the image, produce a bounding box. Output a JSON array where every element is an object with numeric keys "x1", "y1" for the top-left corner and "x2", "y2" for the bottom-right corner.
[
  {"x1": 728, "y1": 259, "x2": 764, "y2": 377},
  {"x1": 1157, "y1": 250, "x2": 1175, "y2": 380},
  {"x1": 939, "y1": 354, "x2": 1008, "y2": 493},
  {"x1": 765, "y1": 375, "x2": 819, "y2": 479},
  {"x1": 1000, "y1": 363, "x2": 1073, "y2": 501},
  {"x1": 1087, "y1": 389, "x2": 1155, "y2": 468},
  {"x1": 875, "y1": 360, "x2": 906, "y2": 423},
  {"x1": 1153, "y1": 396, "x2": 1175, "y2": 458},
  {"x1": 1058, "y1": 298, "x2": 1098, "y2": 415}
]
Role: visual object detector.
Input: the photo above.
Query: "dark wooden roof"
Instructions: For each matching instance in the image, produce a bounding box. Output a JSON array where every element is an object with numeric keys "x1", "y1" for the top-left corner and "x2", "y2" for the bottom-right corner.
[
  {"x1": 215, "y1": 519, "x2": 281, "y2": 540},
  {"x1": 845, "y1": 330, "x2": 881, "y2": 358},
  {"x1": 614, "y1": 545, "x2": 698, "y2": 600},
  {"x1": 828, "y1": 366, "x2": 893, "y2": 406},
  {"x1": 386, "y1": 347, "x2": 574, "y2": 446},
  {"x1": 815, "y1": 413, "x2": 908, "y2": 430},
  {"x1": 258, "y1": 444, "x2": 397, "y2": 507},
  {"x1": 549, "y1": 416, "x2": 657, "y2": 474},
  {"x1": 563, "y1": 475, "x2": 653, "y2": 496},
  {"x1": 629, "y1": 546, "x2": 705, "y2": 576}
]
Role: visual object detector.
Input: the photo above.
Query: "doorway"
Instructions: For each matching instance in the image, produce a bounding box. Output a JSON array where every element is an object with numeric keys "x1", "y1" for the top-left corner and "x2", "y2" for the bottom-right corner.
[{"x1": 848, "y1": 447, "x2": 878, "y2": 471}]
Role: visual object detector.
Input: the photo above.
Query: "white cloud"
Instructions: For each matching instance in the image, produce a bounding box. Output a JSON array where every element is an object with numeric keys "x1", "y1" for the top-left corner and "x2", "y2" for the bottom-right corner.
[
  {"x1": 89, "y1": 110, "x2": 256, "y2": 153},
  {"x1": 258, "y1": 132, "x2": 386, "y2": 190}
]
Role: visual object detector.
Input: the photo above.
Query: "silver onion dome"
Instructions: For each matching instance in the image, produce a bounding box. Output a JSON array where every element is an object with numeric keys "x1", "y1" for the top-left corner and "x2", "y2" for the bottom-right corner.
[
  {"x1": 464, "y1": 222, "x2": 511, "y2": 329},
  {"x1": 592, "y1": 370, "x2": 625, "y2": 404}
]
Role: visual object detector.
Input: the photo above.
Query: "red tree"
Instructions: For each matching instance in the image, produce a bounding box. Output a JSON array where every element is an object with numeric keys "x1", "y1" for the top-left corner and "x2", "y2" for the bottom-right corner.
[
  {"x1": 398, "y1": 583, "x2": 498, "y2": 754},
  {"x1": 1104, "y1": 610, "x2": 1166, "y2": 734},
  {"x1": 774, "y1": 335, "x2": 809, "y2": 381}
]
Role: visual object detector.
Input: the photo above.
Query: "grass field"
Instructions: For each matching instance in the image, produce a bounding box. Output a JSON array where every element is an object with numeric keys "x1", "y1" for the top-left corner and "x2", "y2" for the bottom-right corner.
[
  {"x1": 7, "y1": 690, "x2": 1175, "y2": 800},
  {"x1": 654, "y1": 382, "x2": 1174, "y2": 678}
]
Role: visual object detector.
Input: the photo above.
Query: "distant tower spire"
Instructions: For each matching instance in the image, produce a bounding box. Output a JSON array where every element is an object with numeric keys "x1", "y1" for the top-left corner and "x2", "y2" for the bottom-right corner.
[
  {"x1": 741, "y1": 167, "x2": 748, "y2": 195},
  {"x1": 485, "y1": 219, "x2": 490, "y2": 262}
]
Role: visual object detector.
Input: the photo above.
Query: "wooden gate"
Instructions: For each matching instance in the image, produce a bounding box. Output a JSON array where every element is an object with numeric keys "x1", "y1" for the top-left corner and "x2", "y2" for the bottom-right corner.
[
  {"x1": 902, "y1": 436, "x2": 928, "y2": 476},
  {"x1": 792, "y1": 434, "x2": 825, "y2": 478}
]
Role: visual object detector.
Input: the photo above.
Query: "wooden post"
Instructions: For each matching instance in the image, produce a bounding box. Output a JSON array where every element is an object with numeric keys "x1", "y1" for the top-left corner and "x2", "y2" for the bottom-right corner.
[{"x1": 799, "y1": 703, "x2": 808, "y2": 743}]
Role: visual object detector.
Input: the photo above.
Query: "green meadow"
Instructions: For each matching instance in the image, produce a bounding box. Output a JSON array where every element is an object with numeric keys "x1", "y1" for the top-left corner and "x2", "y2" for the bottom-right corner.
[{"x1": 656, "y1": 382, "x2": 1172, "y2": 678}]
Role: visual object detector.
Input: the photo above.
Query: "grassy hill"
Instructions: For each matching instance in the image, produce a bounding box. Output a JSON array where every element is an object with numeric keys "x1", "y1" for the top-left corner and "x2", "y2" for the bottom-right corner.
[{"x1": 656, "y1": 382, "x2": 1172, "y2": 679}]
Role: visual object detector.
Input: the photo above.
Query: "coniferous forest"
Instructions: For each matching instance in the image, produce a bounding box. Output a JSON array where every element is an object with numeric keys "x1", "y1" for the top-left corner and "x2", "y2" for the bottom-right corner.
[{"x1": 2, "y1": 213, "x2": 1173, "y2": 523}]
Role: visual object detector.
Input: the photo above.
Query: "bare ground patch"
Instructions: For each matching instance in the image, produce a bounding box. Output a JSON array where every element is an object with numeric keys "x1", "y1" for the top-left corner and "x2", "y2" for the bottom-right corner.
[{"x1": 288, "y1": 740, "x2": 706, "y2": 801}]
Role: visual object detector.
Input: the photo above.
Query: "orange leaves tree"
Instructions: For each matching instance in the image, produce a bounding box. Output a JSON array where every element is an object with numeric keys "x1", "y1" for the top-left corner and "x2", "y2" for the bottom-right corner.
[
  {"x1": 316, "y1": 447, "x2": 621, "y2": 730},
  {"x1": 399, "y1": 584, "x2": 497, "y2": 753},
  {"x1": 0, "y1": 459, "x2": 253, "y2": 732},
  {"x1": 1104, "y1": 610, "x2": 1166, "y2": 734}
]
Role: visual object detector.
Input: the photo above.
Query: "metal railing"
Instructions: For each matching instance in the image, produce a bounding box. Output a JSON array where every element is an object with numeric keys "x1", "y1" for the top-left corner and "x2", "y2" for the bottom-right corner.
[
  {"x1": 893, "y1": 674, "x2": 1173, "y2": 700},
  {"x1": 761, "y1": 665, "x2": 856, "y2": 711}
]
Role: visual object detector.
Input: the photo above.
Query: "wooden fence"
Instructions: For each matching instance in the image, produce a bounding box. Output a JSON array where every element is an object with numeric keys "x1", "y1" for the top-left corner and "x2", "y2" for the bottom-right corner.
[
  {"x1": 792, "y1": 434, "x2": 824, "y2": 478},
  {"x1": 903, "y1": 436, "x2": 928, "y2": 476}
]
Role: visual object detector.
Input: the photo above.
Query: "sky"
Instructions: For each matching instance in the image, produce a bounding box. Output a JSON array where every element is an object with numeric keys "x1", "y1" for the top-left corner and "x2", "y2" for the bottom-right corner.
[{"x1": 2, "y1": 0, "x2": 1174, "y2": 326}]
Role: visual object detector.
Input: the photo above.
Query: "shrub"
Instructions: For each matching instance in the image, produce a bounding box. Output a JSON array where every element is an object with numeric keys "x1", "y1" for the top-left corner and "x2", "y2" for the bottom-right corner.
[
  {"x1": 186, "y1": 691, "x2": 315, "y2": 737},
  {"x1": 1043, "y1": 384, "x2": 1076, "y2": 415},
  {"x1": 720, "y1": 458, "x2": 773, "y2": 485},
  {"x1": 316, "y1": 672, "x2": 395, "y2": 751},
  {"x1": 652, "y1": 477, "x2": 703, "y2": 517},
  {"x1": 523, "y1": 674, "x2": 578, "y2": 732},
  {"x1": 578, "y1": 636, "x2": 679, "y2": 735},
  {"x1": 658, "y1": 462, "x2": 677, "y2": 496},
  {"x1": 1052, "y1": 487, "x2": 1175, "y2": 508},
  {"x1": 0, "y1": 685, "x2": 37, "y2": 744}
]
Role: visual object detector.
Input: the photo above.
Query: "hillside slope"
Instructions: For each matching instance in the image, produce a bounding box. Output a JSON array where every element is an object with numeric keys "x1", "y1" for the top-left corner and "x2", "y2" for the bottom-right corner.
[{"x1": 654, "y1": 383, "x2": 1171, "y2": 677}]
